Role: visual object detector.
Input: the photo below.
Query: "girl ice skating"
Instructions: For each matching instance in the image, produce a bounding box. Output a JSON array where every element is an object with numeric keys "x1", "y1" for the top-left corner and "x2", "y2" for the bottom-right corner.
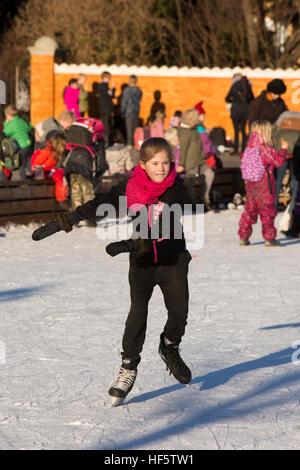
[{"x1": 32, "y1": 137, "x2": 192, "y2": 406}]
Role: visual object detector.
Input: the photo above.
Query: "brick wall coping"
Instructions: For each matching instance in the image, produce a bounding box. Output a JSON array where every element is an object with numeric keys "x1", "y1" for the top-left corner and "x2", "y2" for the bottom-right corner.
[
  {"x1": 55, "y1": 63, "x2": 300, "y2": 78},
  {"x1": 28, "y1": 36, "x2": 58, "y2": 55}
]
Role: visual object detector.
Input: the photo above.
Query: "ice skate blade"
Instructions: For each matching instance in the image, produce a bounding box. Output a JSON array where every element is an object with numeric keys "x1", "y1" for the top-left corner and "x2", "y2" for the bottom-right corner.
[{"x1": 111, "y1": 397, "x2": 125, "y2": 407}]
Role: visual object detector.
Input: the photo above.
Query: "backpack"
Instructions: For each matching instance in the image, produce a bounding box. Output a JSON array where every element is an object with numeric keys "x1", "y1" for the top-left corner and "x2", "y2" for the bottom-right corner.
[
  {"x1": 72, "y1": 118, "x2": 104, "y2": 144},
  {"x1": 209, "y1": 127, "x2": 226, "y2": 147},
  {"x1": 64, "y1": 118, "x2": 107, "y2": 178},
  {"x1": 134, "y1": 126, "x2": 151, "y2": 150},
  {"x1": 240, "y1": 146, "x2": 265, "y2": 182},
  {"x1": 206, "y1": 154, "x2": 222, "y2": 171},
  {"x1": 0, "y1": 136, "x2": 20, "y2": 170},
  {"x1": 67, "y1": 118, "x2": 104, "y2": 147}
]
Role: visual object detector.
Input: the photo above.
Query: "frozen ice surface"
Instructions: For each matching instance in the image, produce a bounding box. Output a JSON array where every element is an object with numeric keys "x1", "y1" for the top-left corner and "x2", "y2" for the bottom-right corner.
[{"x1": 0, "y1": 210, "x2": 300, "y2": 450}]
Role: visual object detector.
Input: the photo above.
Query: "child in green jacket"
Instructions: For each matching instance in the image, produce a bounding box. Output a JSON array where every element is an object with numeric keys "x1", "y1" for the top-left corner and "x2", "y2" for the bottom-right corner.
[{"x1": 4, "y1": 105, "x2": 33, "y2": 179}]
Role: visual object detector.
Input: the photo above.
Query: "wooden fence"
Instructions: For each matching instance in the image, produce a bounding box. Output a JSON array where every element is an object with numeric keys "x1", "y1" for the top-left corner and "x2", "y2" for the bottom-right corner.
[
  {"x1": 0, "y1": 179, "x2": 64, "y2": 226},
  {"x1": 0, "y1": 168, "x2": 245, "y2": 226}
]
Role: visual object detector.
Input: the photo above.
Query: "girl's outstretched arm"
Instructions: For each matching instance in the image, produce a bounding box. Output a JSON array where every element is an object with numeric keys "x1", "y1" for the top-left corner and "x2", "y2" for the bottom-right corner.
[{"x1": 32, "y1": 178, "x2": 128, "y2": 241}]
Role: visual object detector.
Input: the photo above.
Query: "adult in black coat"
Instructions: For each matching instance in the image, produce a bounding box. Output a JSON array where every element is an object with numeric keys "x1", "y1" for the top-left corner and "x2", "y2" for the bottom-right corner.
[
  {"x1": 225, "y1": 74, "x2": 254, "y2": 153},
  {"x1": 97, "y1": 71, "x2": 116, "y2": 146},
  {"x1": 248, "y1": 79, "x2": 288, "y2": 126}
]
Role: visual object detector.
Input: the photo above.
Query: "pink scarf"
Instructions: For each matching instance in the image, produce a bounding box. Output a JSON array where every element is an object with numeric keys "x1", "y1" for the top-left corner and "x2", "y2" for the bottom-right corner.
[{"x1": 126, "y1": 162, "x2": 176, "y2": 212}]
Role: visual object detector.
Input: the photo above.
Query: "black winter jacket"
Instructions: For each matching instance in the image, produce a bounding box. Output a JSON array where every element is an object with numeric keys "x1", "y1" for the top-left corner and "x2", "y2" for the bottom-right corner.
[
  {"x1": 62, "y1": 140, "x2": 107, "y2": 184},
  {"x1": 68, "y1": 175, "x2": 187, "y2": 266},
  {"x1": 98, "y1": 82, "x2": 115, "y2": 116},
  {"x1": 248, "y1": 91, "x2": 288, "y2": 125},
  {"x1": 225, "y1": 79, "x2": 253, "y2": 120}
]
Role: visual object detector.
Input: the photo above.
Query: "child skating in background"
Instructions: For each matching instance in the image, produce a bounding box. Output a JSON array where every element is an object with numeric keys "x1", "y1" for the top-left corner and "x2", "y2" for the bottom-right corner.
[
  {"x1": 32, "y1": 137, "x2": 192, "y2": 405},
  {"x1": 238, "y1": 120, "x2": 288, "y2": 247}
]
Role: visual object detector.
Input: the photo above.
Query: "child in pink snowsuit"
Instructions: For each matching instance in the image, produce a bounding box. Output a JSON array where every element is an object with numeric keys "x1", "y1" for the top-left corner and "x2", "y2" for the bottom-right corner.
[{"x1": 238, "y1": 121, "x2": 288, "y2": 246}]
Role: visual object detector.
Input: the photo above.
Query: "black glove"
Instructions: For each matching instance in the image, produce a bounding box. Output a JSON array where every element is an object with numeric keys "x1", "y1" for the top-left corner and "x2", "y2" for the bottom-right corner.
[
  {"x1": 105, "y1": 240, "x2": 135, "y2": 257},
  {"x1": 57, "y1": 213, "x2": 73, "y2": 232},
  {"x1": 32, "y1": 220, "x2": 62, "y2": 241},
  {"x1": 105, "y1": 238, "x2": 152, "y2": 257},
  {"x1": 32, "y1": 213, "x2": 73, "y2": 241}
]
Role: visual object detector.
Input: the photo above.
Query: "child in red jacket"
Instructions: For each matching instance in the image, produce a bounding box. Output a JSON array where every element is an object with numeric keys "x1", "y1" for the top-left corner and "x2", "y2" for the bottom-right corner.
[
  {"x1": 31, "y1": 133, "x2": 69, "y2": 202},
  {"x1": 238, "y1": 120, "x2": 288, "y2": 246}
]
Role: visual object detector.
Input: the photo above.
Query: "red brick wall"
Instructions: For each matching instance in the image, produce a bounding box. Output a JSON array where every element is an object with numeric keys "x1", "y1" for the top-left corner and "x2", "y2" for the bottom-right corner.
[{"x1": 30, "y1": 55, "x2": 55, "y2": 125}]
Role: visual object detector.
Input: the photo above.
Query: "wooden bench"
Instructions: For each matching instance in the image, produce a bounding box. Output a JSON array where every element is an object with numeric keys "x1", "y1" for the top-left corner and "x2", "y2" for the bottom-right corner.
[
  {"x1": 0, "y1": 168, "x2": 244, "y2": 226},
  {"x1": 0, "y1": 179, "x2": 66, "y2": 226},
  {"x1": 182, "y1": 167, "x2": 244, "y2": 203}
]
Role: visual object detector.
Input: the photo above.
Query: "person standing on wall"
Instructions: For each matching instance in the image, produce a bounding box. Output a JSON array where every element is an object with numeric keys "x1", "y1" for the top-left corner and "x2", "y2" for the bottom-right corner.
[
  {"x1": 248, "y1": 79, "x2": 288, "y2": 125},
  {"x1": 121, "y1": 75, "x2": 143, "y2": 148},
  {"x1": 64, "y1": 79, "x2": 80, "y2": 119},
  {"x1": 97, "y1": 71, "x2": 116, "y2": 147},
  {"x1": 77, "y1": 74, "x2": 89, "y2": 118},
  {"x1": 225, "y1": 74, "x2": 254, "y2": 155}
]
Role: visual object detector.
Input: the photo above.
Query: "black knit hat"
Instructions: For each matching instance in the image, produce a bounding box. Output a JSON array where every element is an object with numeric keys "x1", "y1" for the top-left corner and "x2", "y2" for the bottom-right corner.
[{"x1": 267, "y1": 79, "x2": 287, "y2": 95}]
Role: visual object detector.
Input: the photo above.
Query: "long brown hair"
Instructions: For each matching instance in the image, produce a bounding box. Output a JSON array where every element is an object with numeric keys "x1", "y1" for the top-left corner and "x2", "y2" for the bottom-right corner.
[{"x1": 48, "y1": 134, "x2": 67, "y2": 160}]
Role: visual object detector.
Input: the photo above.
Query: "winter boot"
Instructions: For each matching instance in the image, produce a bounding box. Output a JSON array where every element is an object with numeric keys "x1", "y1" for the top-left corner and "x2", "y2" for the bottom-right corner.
[
  {"x1": 265, "y1": 239, "x2": 282, "y2": 247},
  {"x1": 233, "y1": 193, "x2": 243, "y2": 207},
  {"x1": 108, "y1": 355, "x2": 140, "y2": 405},
  {"x1": 239, "y1": 238, "x2": 250, "y2": 246},
  {"x1": 204, "y1": 198, "x2": 215, "y2": 213},
  {"x1": 282, "y1": 214, "x2": 300, "y2": 239},
  {"x1": 158, "y1": 333, "x2": 192, "y2": 385}
]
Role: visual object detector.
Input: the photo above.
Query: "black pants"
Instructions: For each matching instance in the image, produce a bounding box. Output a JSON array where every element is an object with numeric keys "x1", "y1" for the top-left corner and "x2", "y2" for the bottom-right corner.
[
  {"x1": 100, "y1": 113, "x2": 111, "y2": 146},
  {"x1": 122, "y1": 251, "x2": 191, "y2": 359},
  {"x1": 232, "y1": 117, "x2": 248, "y2": 153},
  {"x1": 125, "y1": 116, "x2": 139, "y2": 146},
  {"x1": 19, "y1": 146, "x2": 33, "y2": 180}
]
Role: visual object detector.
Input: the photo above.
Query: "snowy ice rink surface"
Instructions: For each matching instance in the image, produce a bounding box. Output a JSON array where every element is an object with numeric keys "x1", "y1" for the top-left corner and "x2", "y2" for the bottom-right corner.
[{"x1": 0, "y1": 210, "x2": 300, "y2": 450}]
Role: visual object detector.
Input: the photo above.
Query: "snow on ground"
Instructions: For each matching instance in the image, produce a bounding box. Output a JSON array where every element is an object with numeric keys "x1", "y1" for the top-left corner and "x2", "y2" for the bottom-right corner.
[{"x1": 0, "y1": 209, "x2": 300, "y2": 450}]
